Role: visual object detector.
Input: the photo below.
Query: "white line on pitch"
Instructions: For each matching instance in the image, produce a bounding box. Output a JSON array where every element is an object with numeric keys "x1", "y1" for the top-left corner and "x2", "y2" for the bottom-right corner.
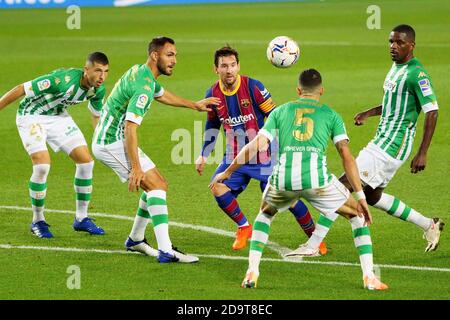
[
  {"x1": 1, "y1": 244, "x2": 450, "y2": 273},
  {"x1": 0, "y1": 205, "x2": 292, "y2": 257}
]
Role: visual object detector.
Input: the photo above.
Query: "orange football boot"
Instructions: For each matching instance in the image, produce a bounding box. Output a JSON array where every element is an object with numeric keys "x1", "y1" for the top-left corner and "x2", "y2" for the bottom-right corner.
[
  {"x1": 232, "y1": 225, "x2": 252, "y2": 250},
  {"x1": 319, "y1": 242, "x2": 328, "y2": 255}
]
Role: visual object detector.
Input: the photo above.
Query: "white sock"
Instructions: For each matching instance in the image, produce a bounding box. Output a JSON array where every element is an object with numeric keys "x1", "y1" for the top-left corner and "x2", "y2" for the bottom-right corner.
[
  {"x1": 129, "y1": 192, "x2": 151, "y2": 241},
  {"x1": 306, "y1": 212, "x2": 338, "y2": 249},
  {"x1": 350, "y1": 216, "x2": 375, "y2": 279},
  {"x1": 147, "y1": 190, "x2": 172, "y2": 253},
  {"x1": 248, "y1": 212, "x2": 274, "y2": 275},
  {"x1": 374, "y1": 193, "x2": 432, "y2": 231},
  {"x1": 74, "y1": 161, "x2": 94, "y2": 221},
  {"x1": 30, "y1": 164, "x2": 50, "y2": 223}
]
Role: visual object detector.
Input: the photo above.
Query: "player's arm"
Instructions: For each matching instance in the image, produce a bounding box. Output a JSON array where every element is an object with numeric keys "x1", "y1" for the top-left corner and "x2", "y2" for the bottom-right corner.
[
  {"x1": 335, "y1": 139, "x2": 372, "y2": 225},
  {"x1": 354, "y1": 105, "x2": 382, "y2": 125},
  {"x1": 88, "y1": 87, "x2": 105, "y2": 129},
  {"x1": 252, "y1": 79, "x2": 276, "y2": 117},
  {"x1": 210, "y1": 133, "x2": 269, "y2": 187},
  {"x1": 195, "y1": 115, "x2": 221, "y2": 176},
  {"x1": 124, "y1": 120, "x2": 144, "y2": 192},
  {"x1": 0, "y1": 84, "x2": 25, "y2": 111},
  {"x1": 155, "y1": 89, "x2": 220, "y2": 112},
  {"x1": 410, "y1": 110, "x2": 438, "y2": 173}
]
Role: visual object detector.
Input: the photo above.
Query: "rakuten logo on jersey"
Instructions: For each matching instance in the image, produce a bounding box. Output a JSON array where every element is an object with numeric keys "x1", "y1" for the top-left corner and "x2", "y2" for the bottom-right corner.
[{"x1": 220, "y1": 114, "x2": 255, "y2": 127}]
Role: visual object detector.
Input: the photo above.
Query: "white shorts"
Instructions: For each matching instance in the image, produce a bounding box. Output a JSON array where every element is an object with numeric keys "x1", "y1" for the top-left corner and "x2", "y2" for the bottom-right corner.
[
  {"x1": 16, "y1": 114, "x2": 87, "y2": 155},
  {"x1": 262, "y1": 175, "x2": 350, "y2": 216},
  {"x1": 356, "y1": 142, "x2": 404, "y2": 189},
  {"x1": 92, "y1": 140, "x2": 155, "y2": 183}
]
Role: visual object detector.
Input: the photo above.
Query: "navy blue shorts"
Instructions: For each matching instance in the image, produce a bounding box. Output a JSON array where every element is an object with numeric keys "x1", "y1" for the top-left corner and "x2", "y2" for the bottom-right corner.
[{"x1": 211, "y1": 159, "x2": 273, "y2": 197}]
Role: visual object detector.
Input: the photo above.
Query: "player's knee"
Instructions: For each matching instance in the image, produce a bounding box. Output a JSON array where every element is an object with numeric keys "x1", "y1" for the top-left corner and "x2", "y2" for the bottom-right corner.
[
  {"x1": 210, "y1": 182, "x2": 228, "y2": 196},
  {"x1": 32, "y1": 163, "x2": 51, "y2": 181},
  {"x1": 364, "y1": 187, "x2": 382, "y2": 206}
]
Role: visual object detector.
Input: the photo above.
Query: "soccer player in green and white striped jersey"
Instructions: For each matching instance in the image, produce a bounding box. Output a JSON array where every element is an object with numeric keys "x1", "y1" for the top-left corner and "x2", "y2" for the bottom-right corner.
[
  {"x1": 340, "y1": 25, "x2": 443, "y2": 252},
  {"x1": 0, "y1": 52, "x2": 110, "y2": 238},
  {"x1": 92, "y1": 37, "x2": 220, "y2": 263},
  {"x1": 212, "y1": 69, "x2": 388, "y2": 290}
]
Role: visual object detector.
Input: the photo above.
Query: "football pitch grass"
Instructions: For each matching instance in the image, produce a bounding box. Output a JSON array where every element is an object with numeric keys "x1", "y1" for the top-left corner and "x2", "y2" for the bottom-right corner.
[{"x1": 0, "y1": 0, "x2": 449, "y2": 300}]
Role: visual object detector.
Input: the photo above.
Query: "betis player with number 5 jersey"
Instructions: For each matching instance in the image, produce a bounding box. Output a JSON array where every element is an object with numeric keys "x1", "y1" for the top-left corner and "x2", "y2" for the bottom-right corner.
[
  {"x1": 338, "y1": 25, "x2": 443, "y2": 253},
  {"x1": 212, "y1": 69, "x2": 388, "y2": 290},
  {"x1": 92, "y1": 37, "x2": 220, "y2": 264},
  {"x1": 0, "y1": 52, "x2": 109, "y2": 238}
]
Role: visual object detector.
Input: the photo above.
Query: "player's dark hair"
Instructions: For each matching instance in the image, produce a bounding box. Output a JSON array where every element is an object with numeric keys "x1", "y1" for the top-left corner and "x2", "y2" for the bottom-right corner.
[
  {"x1": 214, "y1": 46, "x2": 239, "y2": 67},
  {"x1": 299, "y1": 69, "x2": 322, "y2": 91},
  {"x1": 87, "y1": 52, "x2": 109, "y2": 65},
  {"x1": 148, "y1": 36, "x2": 175, "y2": 54},
  {"x1": 392, "y1": 24, "x2": 416, "y2": 41}
]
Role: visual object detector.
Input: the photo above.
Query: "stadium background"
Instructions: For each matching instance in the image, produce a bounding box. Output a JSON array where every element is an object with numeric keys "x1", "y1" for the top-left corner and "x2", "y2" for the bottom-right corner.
[{"x1": 0, "y1": 0, "x2": 449, "y2": 300}]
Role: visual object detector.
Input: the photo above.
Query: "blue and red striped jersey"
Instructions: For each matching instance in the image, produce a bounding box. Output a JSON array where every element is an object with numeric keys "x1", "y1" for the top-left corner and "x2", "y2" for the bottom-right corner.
[{"x1": 201, "y1": 75, "x2": 275, "y2": 164}]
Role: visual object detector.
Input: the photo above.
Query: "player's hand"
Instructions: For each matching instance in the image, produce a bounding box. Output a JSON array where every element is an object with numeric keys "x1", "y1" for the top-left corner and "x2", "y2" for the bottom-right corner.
[
  {"x1": 209, "y1": 171, "x2": 231, "y2": 189},
  {"x1": 194, "y1": 97, "x2": 220, "y2": 112},
  {"x1": 128, "y1": 168, "x2": 145, "y2": 192},
  {"x1": 357, "y1": 199, "x2": 372, "y2": 226},
  {"x1": 410, "y1": 152, "x2": 427, "y2": 173},
  {"x1": 195, "y1": 155, "x2": 207, "y2": 176},
  {"x1": 354, "y1": 111, "x2": 369, "y2": 126}
]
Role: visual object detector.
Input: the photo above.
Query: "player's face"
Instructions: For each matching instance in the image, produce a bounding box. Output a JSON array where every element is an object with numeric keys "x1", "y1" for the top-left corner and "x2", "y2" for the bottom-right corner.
[
  {"x1": 85, "y1": 62, "x2": 109, "y2": 88},
  {"x1": 215, "y1": 55, "x2": 240, "y2": 88},
  {"x1": 156, "y1": 43, "x2": 177, "y2": 76},
  {"x1": 389, "y1": 31, "x2": 415, "y2": 64}
]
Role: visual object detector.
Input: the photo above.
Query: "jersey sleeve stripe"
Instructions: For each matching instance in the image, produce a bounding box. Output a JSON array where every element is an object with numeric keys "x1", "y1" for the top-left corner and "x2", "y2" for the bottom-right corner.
[
  {"x1": 23, "y1": 81, "x2": 35, "y2": 98},
  {"x1": 154, "y1": 87, "x2": 165, "y2": 98},
  {"x1": 333, "y1": 134, "x2": 349, "y2": 145},
  {"x1": 259, "y1": 100, "x2": 275, "y2": 113},
  {"x1": 421, "y1": 101, "x2": 439, "y2": 113},
  {"x1": 88, "y1": 102, "x2": 102, "y2": 117},
  {"x1": 125, "y1": 111, "x2": 143, "y2": 125},
  {"x1": 259, "y1": 128, "x2": 274, "y2": 142}
]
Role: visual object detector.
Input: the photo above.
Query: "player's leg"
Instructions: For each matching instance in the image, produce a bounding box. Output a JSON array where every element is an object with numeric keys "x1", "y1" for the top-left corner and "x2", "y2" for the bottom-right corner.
[
  {"x1": 48, "y1": 115, "x2": 105, "y2": 235},
  {"x1": 68, "y1": 145, "x2": 104, "y2": 235},
  {"x1": 140, "y1": 167, "x2": 198, "y2": 263},
  {"x1": 29, "y1": 151, "x2": 52, "y2": 238},
  {"x1": 365, "y1": 186, "x2": 444, "y2": 252},
  {"x1": 286, "y1": 176, "x2": 388, "y2": 290},
  {"x1": 242, "y1": 184, "x2": 299, "y2": 289},
  {"x1": 354, "y1": 143, "x2": 443, "y2": 252},
  {"x1": 92, "y1": 142, "x2": 159, "y2": 257},
  {"x1": 16, "y1": 116, "x2": 52, "y2": 238},
  {"x1": 210, "y1": 162, "x2": 252, "y2": 250}
]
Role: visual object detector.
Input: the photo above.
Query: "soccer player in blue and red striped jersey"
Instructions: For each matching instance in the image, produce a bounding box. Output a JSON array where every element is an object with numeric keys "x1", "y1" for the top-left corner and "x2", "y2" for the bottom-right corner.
[{"x1": 195, "y1": 46, "x2": 326, "y2": 253}]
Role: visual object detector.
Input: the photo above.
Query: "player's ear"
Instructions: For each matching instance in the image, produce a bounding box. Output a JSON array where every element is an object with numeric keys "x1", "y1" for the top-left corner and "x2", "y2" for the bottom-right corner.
[
  {"x1": 296, "y1": 86, "x2": 302, "y2": 96},
  {"x1": 214, "y1": 65, "x2": 219, "y2": 74},
  {"x1": 150, "y1": 50, "x2": 158, "y2": 62},
  {"x1": 319, "y1": 86, "x2": 324, "y2": 96}
]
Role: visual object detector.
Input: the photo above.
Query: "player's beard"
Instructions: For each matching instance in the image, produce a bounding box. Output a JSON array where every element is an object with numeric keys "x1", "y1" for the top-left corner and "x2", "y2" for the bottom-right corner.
[{"x1": 157, "y1": 60, "x2": 173, "y2": 76}]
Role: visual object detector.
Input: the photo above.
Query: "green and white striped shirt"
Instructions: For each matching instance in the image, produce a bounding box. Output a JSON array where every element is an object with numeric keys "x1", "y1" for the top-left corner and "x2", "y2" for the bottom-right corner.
[
  {"x1": 19, "y1": 68, "x2": 105, "y2": 117},
  {"x1": 260, "y1": 98, "x2": 348, "y2": 191},
  {"x1": 372, "y1": 57, "x2": 438, "y2": 161},
  {"x1": 94, "y1": 64, "x2": 164, "y2": 145}
]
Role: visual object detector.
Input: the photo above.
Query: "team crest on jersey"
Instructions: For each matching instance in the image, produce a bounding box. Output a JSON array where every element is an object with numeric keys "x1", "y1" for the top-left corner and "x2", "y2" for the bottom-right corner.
[
  {"x1": 136, "y1": 94, "x2": 148, "y2": 109},
  {"x1": 55, "y1": 77, "x2": 61, "y2": 85},
  {"x1": 37, "y1": 79, "x2": 51, "y2": 91},
  {"x1": 418, "y1": 79, "x2": 432, "y2": 97},
  {"x1": 240, "y1": 99, "x2": 250, "y2": 108},
  {"x1": 65, "y1": 75, "x2": 71, "y2": 83}
]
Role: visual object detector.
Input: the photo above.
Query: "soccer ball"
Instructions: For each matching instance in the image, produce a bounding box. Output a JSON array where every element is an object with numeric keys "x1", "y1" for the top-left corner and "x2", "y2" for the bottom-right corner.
[{"x1": 266, "y1": 36, "x2": 300, "y2": 68}]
